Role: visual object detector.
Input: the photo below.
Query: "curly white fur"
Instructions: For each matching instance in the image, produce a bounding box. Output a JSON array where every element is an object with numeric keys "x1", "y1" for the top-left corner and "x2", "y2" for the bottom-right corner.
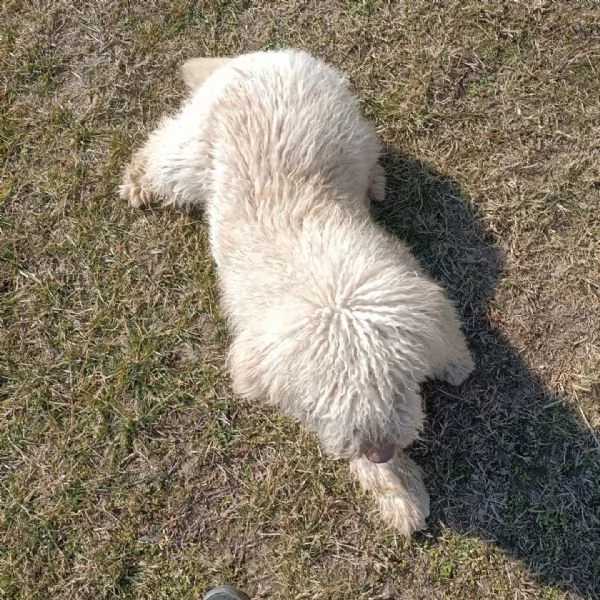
[{"x1": 119, "y1": 50, "x2": 474, "y2": 535}]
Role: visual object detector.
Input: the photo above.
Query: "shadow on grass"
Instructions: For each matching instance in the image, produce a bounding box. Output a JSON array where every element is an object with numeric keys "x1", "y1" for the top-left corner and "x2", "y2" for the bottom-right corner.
[{"x1": 374, "y1": 148, "x2": 600, "y2": 597}]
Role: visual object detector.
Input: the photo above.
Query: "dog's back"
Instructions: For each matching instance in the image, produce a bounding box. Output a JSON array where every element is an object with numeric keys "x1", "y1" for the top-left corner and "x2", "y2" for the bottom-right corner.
[{"x1": 200, "y1": 50, "x2": 380, "y2": 216}]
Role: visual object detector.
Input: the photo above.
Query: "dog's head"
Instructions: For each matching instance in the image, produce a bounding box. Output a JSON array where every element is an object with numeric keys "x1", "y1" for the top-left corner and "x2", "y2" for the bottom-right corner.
[
  {"x1": 226, "y1": 236, "x2": 433, "y2": 464},
  {"x1": 270, "y1": 304, "x2": 427, "y2": 464},
  {"x1": 310, "y1": 384, "x2": 424, "y2": 464},
  {"x1": 228, "y1": 305, "x2": 425, "y2": 464}
]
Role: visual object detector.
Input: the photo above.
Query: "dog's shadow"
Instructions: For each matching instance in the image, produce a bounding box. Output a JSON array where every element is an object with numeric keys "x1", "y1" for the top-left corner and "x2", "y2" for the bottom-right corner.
[{"x1": 374, "y1": 149, "x2": 600, "y2": 596}]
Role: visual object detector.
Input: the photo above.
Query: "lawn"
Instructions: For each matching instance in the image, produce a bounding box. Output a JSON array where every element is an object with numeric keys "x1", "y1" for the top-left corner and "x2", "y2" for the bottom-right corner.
[{"x1": 1, "y1": 1, "x2": 599, "y2": 598}]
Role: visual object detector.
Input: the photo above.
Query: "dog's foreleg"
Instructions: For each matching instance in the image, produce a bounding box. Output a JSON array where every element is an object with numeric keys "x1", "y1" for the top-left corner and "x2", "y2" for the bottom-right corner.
[{"x1": 430, "y1": 299, "x2": 474, "y2": 386}]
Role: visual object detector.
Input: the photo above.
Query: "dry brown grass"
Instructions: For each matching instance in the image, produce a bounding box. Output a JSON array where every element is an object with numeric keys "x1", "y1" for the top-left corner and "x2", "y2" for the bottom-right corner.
[{"x1": 1, "y1": 1, "x2": 599, "y2": 599}]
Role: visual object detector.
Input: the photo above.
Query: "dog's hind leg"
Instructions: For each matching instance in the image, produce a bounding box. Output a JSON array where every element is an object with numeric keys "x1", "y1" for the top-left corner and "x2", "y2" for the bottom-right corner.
[
  {"x1": 121, "y1": 58, "x2": 228, "y2": 210},
  {"x1": 120, "y1": 107, "x2": 210, "y2": 211},
  {"x1": 350, "y1": 451, "x2": 430, "y2": 535}
]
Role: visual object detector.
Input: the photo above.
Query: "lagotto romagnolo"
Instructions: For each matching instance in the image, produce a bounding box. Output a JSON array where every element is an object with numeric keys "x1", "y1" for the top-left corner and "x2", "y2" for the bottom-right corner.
[{"x1": 119, "y1": 50, "x2": 474, "y2": 535}]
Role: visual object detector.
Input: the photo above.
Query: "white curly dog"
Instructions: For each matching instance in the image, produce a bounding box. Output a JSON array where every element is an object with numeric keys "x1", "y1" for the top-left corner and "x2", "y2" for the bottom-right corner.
[{"x1": 120, "y1": 49, "x2": 474, "y2": 535}]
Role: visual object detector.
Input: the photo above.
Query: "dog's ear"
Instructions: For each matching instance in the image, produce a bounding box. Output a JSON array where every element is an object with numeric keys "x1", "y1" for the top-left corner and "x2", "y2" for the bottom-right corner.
[{"x1": 181, "y1": 57, "x2": 232, "y2": 90}]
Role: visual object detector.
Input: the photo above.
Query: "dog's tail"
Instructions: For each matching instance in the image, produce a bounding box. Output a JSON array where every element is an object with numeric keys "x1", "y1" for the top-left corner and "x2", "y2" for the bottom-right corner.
[
  {"x1": 181, "y1": 57, "x2": 231, "y2": 90},
  {"x1": 350, "y1": 452, "x2": 430, "y2": 536}
]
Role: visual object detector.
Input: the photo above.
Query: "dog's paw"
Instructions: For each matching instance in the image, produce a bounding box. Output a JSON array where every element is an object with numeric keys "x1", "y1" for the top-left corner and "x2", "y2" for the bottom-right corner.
[
  {"x1": 119, "y1": 154, "x2": 160, "y2": 209},
  {"x1": 351, "y1": 453, "x2": 430, "y2": 536},
  {"x1": 377, "y1": 454, "x2": 430, "y2": 535},
  {"x1": 119, "y1": 179, "x2": 154, "y2": 209},
  {"x1": 377, "y1": 488, "x2": 429, "y2": 536},
  {"x1": 368, "y1": 162, "x2": 386, "y2": 203},
  {"x1": 440, "y1": 353, "x2": 475, "y2": 386}
]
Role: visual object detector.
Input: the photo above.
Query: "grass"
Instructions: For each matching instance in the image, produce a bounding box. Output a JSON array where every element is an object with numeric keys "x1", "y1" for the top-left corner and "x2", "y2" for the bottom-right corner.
[{"x1": 1, "y1": 1, "x2": 599, "y2": 598}]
